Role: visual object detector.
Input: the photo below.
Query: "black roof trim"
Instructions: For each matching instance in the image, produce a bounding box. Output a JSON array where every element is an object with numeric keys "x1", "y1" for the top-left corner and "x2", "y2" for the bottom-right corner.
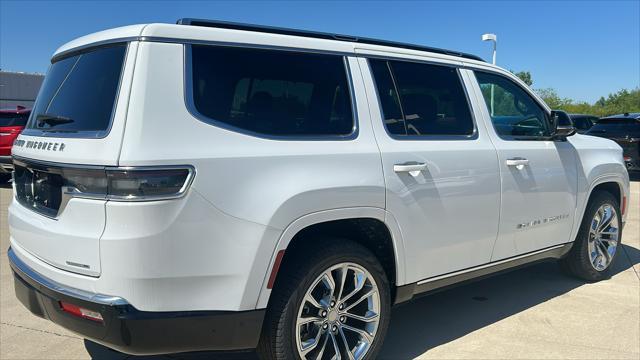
[{"x1": 176, "y1": 18, "x2": 485, "y2": 62}]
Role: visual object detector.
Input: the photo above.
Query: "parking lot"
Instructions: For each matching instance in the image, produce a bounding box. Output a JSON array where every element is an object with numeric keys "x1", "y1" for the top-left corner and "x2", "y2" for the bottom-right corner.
[{"x1": 0, "y1": 180, "x2": 638, "y2": 360}]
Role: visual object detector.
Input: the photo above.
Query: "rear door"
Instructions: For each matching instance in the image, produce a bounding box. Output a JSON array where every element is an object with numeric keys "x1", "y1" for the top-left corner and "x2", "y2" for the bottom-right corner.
[
  {"x1": 9, "y1": 42, "x2": 137, "y2": 276},
  {"x1": 470, "y1": 70, "x2": 578, "y2": 261},
  {"x1": 358, "y1": 56, "x2": 501, "y2": 283}
]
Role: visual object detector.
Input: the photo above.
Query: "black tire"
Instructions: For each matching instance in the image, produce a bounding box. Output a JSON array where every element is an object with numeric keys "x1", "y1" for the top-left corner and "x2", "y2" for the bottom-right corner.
[
  {"x1": 257, "y1": 238, "x2": 391, "y2": 360},
  {"x1": 560, "y1": 191, "x2": 622, "y2": 281}
]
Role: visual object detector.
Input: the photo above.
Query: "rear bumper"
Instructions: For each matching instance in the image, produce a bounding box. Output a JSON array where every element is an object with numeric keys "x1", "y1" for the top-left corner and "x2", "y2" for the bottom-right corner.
[
  {"x1": 0, "y1": 155, "x2": 12, "y2": 173},
  {"x1": 8, "y1": 247, "x2": 265, "y2": 355}
]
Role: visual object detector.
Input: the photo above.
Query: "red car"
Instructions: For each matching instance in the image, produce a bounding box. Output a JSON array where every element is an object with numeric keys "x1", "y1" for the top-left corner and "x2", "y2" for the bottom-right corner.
[{"x1": 1, "y1": 106, "x2": 30, "y2": 179}]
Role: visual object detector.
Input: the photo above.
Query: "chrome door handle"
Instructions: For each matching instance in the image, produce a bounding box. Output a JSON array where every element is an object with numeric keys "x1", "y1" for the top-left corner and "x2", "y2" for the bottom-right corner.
[
  {"x1": 394, "y1": 162, "x2": 427, "y2": 175},
  {"x1": 506, "y1": 158, "x2": 529, "y2": 169}
]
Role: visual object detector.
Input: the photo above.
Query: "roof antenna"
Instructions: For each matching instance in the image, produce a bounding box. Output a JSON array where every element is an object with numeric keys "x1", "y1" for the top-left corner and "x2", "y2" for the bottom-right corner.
[{"x1": 624, "y1": 112, "x2": 629, "y2": 116}]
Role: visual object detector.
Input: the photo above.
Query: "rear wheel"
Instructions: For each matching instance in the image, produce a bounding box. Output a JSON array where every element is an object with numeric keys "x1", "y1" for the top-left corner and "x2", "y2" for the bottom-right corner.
[
  {"x1": 258, "y1": 239, "x2": 390, "y2": 360},
  {"x1": 561, "y1": 191, "x2": 622, "y2": 281}
]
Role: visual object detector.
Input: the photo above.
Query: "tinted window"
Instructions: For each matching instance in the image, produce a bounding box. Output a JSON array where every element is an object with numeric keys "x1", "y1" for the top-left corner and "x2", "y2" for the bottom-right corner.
[
  {"x1": 190, "y1": 45, "x2": 353, "y2": 137},
  {"x1": 589, "y1": 119, "x2": 640, "y2": 134},
  {"x1": 572, "y1": 117, "x2": 593, "y2": 130},
  {"x1": 598, "y1": 118, "x2": 639, "y2": 125},
  {"x1": 369, "y1": 60, "x2": 405, "y2": 135},
  {"x1": 27, "y1": 44, "x2": 126, "y2": 134},
  {"x1": 475, "y1": 71, "x2": 550, "y2": 138},
  {"x1": 370, "y1": 59, "x2": 474, "y2": 136},
  {"x1": 0, "y1": 113, "x2": 29, "y2": 127}
]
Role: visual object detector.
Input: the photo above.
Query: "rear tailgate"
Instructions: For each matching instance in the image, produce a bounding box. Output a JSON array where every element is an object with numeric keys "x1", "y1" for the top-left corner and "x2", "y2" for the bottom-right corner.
[{"x1": 9, "y1": 42, "x2": 138, "y2": 276}]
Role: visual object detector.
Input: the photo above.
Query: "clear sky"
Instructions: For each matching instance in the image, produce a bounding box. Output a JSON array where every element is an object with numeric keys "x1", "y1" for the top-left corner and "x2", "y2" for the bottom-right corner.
[{"x1": 1, "y1": 0, "x2": 638, "y2": 103}]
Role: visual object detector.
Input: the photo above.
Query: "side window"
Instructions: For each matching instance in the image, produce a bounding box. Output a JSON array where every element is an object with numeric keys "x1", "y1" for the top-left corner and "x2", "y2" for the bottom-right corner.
[
  {"x1": 190, "y1": 45, "x2": 353, "y2": 137},
  {"x1": 369, "y1": 59, "x2": 405, "y2": 135},
  {"x1": 475, "y1": 71, "x2": 550, "y2": 138},
  {"x1": 369, "y1": 59, "x2": 474, "y2": 137}
]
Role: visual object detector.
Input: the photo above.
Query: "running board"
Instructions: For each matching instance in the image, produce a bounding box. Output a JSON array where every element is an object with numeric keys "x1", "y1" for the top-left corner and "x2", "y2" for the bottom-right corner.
[{"x1": 394, "y1": 243, "x2": 573, "y2": 305}]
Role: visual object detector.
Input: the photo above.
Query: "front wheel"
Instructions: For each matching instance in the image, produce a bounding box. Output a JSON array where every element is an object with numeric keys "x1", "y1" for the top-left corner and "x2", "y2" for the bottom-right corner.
[
  {"x1": 258, "y1": 239, "x2": 390, "y2": 360},
  {"x1": 560, "y1": 191, "x2": 622, "y2": 281}
]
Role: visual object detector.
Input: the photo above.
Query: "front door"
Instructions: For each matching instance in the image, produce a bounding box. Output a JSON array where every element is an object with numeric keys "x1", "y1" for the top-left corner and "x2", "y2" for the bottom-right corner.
[
  {"x1": 470, "y1": 70, "x2": 578, "y2": 261},
  {"x1": 358, "y1": 57, "x2": 501, "y2": 283}
]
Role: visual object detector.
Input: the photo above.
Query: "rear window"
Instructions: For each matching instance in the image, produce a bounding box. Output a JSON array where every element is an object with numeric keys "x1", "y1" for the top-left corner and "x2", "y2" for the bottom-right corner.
[
  {"x1": 26, "y1": 44, "x2": 127, "y2": 135},
  {"x1": 597, "y1": 118, "x2": 639, "y2": 125},
  {"x1": 590, "y1": 119, "x2": 640, "y2": 133},
  {"x1": 0, "y1": 113, "x2": 29, "y2": 127},
  {"x1": 572, "y1": 117, "x2": 593, "y2": 130},
  {"x1": 189, "y1": 45, "x2": 354, "y2": 137}
]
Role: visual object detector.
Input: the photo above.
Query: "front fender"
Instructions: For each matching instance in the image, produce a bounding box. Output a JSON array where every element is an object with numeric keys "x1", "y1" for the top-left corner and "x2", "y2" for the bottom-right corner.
[{"x1": 569, "y1": 135, "x2": 630, "y2": 242}]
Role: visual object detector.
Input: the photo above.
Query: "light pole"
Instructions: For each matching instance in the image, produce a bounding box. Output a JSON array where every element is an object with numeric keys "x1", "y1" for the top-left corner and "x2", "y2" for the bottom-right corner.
[{"x1": 482, "y1": 33, "x2": 497, "y2": 115}]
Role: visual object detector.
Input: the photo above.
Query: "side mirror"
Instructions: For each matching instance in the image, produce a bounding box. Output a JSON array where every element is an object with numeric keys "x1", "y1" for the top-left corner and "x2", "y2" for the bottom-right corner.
[{"x1": 550, "y1": 110, "x2": 576, "y2": 139}]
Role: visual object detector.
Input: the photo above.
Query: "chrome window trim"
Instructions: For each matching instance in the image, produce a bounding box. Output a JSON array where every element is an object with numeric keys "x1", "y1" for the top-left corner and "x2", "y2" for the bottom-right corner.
[
  {"x1": 8, "y1": 247, "x2": 129, "y2": 306},
  {"x1": 182, "y1": 43, "x2": 359, "y2": 141},
  {"x1": 12, "y1": 156, "x2": 196, "y2": 219},
  {"x1": 24, "y1": 42, "x2": 131, "y2": 139}
]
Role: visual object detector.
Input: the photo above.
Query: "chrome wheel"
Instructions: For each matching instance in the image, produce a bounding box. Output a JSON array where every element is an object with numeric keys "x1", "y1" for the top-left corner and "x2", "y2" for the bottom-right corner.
[
  {"x1": 295, "y1": 262, "x2": 380, "y2": 360},
  {"x1": 588, "y1": 204, "x2": 619, "y2": 271}
]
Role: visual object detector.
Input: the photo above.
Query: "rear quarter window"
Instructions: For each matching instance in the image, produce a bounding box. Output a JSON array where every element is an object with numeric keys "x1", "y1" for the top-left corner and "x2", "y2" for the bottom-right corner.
[{"x1": 189, "y1": 45, "x2": 354, "y2": 137}]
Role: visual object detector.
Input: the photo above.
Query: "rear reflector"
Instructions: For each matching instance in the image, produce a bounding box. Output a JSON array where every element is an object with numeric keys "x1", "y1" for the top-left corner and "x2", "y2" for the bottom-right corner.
[
  {"x1": 59, "y1": 301, "x2": 103, "y2": 323},
  {"x1": 624, "y1": 156, "x2": 632, "y2": 162}
]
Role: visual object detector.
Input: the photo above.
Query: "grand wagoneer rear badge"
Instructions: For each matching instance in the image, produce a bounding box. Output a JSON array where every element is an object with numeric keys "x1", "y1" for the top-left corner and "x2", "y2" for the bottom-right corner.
[{"x1": 13, "y1": 139, "x2": 66, "y2": 152}]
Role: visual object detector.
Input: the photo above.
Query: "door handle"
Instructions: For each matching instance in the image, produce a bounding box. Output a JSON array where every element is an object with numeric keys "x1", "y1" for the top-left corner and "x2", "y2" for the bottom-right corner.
[
  {"x1": 506, "y1": 158, "x2": 529, "y2": 169},
  {"x1": 394, "y1": 162, "x2": 427, "y2": 175}
]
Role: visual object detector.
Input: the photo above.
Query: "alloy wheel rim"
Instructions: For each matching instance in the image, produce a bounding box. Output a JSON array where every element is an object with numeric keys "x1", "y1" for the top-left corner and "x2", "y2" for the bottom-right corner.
[
  {"x1": 588, "y1": 204, "x2": 619, "y2": 271},
  {"x1": 295, "y1": 262, "x2": 380, "y2": 360}
]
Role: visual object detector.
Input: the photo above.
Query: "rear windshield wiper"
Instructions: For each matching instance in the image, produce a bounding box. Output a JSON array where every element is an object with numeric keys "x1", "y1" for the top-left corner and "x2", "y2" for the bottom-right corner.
[{"x1": 36, "y1": 114, "x2": 75, "y2": 128}]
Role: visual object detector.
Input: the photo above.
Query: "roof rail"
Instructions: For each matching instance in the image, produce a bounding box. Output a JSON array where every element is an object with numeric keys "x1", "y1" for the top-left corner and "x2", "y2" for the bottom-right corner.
[{"x1": 176, "y1": 18, "x2": 485, "y2": 62}]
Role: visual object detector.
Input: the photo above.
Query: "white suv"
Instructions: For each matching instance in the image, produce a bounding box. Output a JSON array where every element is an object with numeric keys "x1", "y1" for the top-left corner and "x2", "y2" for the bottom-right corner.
[{"x1": 8, "y1": 19, "x2": 630, "y2": 359}]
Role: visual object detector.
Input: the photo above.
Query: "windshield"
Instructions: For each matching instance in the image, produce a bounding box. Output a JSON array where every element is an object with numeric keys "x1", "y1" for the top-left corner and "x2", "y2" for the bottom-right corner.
[
  {"x1": 0, "y1": 113, "x2": 29, "y2": 127},
  {"x1": 26, "y1": 44, "x2": 127, "y2": 135}
]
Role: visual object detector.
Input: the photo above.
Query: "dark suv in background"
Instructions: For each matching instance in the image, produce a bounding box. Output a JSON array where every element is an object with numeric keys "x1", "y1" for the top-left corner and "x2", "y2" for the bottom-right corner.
[
  {"x1": 0, "y1": 105, "x2": 30, "y2": 180},
  {"x1": 569, "y1": 114, "x2": 598, "y2": 134},
  {"x1": 585, "y1": 112, "x2": 640, "y2": 172}
]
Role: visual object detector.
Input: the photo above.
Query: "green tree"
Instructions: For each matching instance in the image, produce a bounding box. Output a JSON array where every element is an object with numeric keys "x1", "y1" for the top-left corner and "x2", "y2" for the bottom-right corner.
[
  {"x1": 511, "y1": 70, "x2": 533, "y2": 86},
  {"x1": 534, "y1": 87, "x2": 640, "y2": 116},
  {"x1": 509, "y1": 69, "x2": 639, "y2": 116}
]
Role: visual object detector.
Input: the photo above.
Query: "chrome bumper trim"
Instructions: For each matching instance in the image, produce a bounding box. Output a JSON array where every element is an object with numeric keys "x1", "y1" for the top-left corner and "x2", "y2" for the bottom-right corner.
[{"x1": 8, "y1": 247, "x2": 128, "y2": 306}]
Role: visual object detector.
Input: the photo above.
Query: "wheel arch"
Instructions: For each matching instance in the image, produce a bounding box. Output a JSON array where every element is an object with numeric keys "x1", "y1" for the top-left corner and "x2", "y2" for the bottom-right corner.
[
  {"x1": 255, "y1": 207, "x2": 406, "y2": 309},
  {"x1": 571, "y1": 174, "x2": 629, "y2": 244}
]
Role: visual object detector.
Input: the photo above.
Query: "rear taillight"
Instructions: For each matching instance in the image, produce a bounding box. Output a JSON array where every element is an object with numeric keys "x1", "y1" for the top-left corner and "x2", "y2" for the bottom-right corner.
[
  {"x1": 107, "y1": 168, "x2": 192, "y2": 199},
  {"x1": 59, "y1": 301, "x2": 104, "y2": 323},
  {"x1": 62, "y1": 166, "x2": 195, "y2": 201}
]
